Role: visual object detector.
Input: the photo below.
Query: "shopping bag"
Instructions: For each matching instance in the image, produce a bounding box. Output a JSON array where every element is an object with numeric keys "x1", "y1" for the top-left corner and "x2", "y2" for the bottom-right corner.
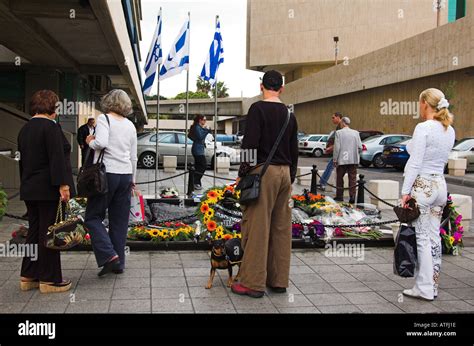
[
  {"x1": 393, "y1": 224, "x2": 418, "y2": 277},
  {"x1": 129, "y1": 189, "x2": 145, "y2": 224}
]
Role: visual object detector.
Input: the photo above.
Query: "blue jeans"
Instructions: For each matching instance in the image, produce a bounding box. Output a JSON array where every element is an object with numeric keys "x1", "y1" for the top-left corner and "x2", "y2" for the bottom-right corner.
[
  {"x1": 320, "y1": 159, "x2": 334, "y2": 187},
  {"x1": 85, "y1": 173, "x2": 132, "y2": 269}
]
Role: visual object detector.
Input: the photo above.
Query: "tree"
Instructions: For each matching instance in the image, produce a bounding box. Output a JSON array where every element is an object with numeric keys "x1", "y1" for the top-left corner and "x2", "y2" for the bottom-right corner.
[
  {"x1": 211, "y1": 81, "x2": 229, "y2": 98},
  {"x1": 145, "y1": 95, "x2": 168, "y2": 100},
  {"x1": 196, "y1": 76, "x2": 211, "y2": 95},
  {"x1": 174, "y1": 91, "x2": 210, "y2": 100},
  {"x1": 196, "y1": 75, "x2": 229, "y2": 98}
]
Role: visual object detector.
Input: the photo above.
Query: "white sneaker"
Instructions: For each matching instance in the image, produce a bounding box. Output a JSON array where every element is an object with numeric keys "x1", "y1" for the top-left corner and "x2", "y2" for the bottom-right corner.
[{"x1": 402, "y1": 288, "x2": 434, "y2": 301}]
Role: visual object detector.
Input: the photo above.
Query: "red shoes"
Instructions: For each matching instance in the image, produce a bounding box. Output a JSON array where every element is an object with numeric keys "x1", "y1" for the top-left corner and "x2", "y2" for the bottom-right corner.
[{"x1": 231, "y1": 283, "x2": 265, "y2": 298}]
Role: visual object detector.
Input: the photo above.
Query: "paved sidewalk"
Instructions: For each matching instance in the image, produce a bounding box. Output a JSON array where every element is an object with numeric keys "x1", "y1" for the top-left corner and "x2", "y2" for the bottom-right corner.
[{"x1": 1, "y1": 247, "x2": 473, "y2": 314}]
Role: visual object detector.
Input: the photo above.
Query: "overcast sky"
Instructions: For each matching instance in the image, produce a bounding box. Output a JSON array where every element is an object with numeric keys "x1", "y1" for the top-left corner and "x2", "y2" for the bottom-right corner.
[{"x1": 139, "y1": 0, "x2": 263, "y2": 98}]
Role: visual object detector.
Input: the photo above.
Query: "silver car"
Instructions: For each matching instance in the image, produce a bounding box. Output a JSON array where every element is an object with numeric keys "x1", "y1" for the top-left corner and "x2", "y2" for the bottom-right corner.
[
  {"x1": 137, "y1": 131, "x2": 237, "y2": 169},
  {"x1": 360, "y1": 134, "x2": 412, "y2": 168}
]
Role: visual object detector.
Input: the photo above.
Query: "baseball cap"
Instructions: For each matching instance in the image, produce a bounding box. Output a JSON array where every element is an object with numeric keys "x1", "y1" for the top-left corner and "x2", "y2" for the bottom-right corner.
[
  {"x1": 87, "y1": 115, "x2": 95, "y2": 120},
  {"x1": 261, "y1": 70, "x2": 283, "y2": 91}
]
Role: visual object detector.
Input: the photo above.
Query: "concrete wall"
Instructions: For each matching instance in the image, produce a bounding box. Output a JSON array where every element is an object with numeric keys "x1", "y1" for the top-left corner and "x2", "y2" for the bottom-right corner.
[
  {"x1": 293, "y1": 67, "x2": 474, "y2": 139},
  {"x1": 247, "y1": 0, "x2": 448, "y2": 72}
]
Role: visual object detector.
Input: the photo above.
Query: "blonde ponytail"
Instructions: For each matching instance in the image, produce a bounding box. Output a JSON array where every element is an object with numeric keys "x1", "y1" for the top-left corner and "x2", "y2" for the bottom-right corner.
[
  {"x1": 419, "y1": 88, "x2": 454, "y2": 130},
  {"x1": 433, "y1": 108, "x2": 453, "y2": 130}
]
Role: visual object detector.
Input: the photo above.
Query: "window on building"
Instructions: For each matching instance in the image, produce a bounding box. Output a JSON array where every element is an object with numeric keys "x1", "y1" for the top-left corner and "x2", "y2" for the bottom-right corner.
[{"x1": 448, "y1": 0, "x2": 466, "y2": 22}]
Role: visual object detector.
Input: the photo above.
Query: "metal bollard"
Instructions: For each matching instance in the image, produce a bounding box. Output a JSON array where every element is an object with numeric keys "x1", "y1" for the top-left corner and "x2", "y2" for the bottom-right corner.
[
  {"x1": 310, "y1": 164, "x2": 318, "y2": 194},
  {"x1": 187, "y1": 163, "x2": 195, "y2": 197},
  {"x1": 356, "y1": 174, "x2": 365, "y2": 204}
]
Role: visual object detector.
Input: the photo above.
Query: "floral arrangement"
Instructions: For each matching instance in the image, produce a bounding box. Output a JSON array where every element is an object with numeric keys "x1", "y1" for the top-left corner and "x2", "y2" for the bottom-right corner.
[
  {"x1": 440, "y1": 196, "x2": 464, "y2": 255},
  {"x1": 196, "y1": 185, "x2": 242, "y2": 241},
  {"x1": 0, "y1": 186, "x2": 7, "y2": 222},
  {"x1": 292, "y1": 220, "x2": 325, "y2": 239},
  {"x1": 128, "y1": 222, "x2": 195, "y2": 242}
]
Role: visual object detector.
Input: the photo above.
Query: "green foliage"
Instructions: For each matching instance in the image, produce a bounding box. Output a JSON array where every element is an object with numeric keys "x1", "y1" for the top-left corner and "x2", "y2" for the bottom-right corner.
[
  {"x1": 0, "y1": 186, "x2": 7, "y2": 222},
  {"x1": 211, "y1": 81, "x2": 229, "y2": 98},
  {"x1": 442, "y1": 80, "x2": 457, "y2": 111},
  {"x1": 145, "y1": 95, "x2": 168, "y2": 100},
  {"x1": 174, "y1": 91, "x2": 210, "y2": 100}
]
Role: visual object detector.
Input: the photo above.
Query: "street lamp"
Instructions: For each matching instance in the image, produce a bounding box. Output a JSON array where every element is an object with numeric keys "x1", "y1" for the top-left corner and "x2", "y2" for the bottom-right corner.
[{"x1": 334, "y1": 36, "x2": 339, "y2": 66}]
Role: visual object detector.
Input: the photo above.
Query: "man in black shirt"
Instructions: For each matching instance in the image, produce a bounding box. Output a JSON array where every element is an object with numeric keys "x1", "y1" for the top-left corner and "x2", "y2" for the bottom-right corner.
[
  {"x1": 77, "y1": 116, "x2": 96, "y2": 166},
  {"x1": 232, "y1": 70, "x2": 298, "y2": 298}
]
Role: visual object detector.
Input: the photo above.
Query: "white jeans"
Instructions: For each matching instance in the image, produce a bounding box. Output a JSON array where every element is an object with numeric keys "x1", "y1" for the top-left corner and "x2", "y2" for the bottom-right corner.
[{"x1": 410, "y1": 174, "x2": 447, "y2": 299}]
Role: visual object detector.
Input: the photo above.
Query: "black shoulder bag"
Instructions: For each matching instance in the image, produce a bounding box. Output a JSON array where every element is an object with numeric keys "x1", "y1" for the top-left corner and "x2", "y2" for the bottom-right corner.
[
  {"x1": 236, "y1": 109, "x2": 291, "y2": 205},
  {"x1": 77, "y1": 114, "x2": 110, "y2": 198}
]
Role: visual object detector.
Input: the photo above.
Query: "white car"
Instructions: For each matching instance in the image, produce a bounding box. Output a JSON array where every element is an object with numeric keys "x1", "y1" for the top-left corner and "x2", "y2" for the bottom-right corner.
[
  {"x1": 137, "y1": 131, "x2": 237, "y2": 169},
  {"x1": 298, "y1": 134, "x2": 329, "y2": 157},
  {"x1": 449, "y1": 138, "x2": 474, "y2": 172}
]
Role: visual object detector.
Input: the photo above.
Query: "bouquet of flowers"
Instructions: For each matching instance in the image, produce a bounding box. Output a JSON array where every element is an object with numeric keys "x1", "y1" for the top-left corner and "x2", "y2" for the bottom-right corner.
[
  {"x1": 440, "y1": 196, "x2": 464, "y2": 255},
  {"x1": 196, "y1": 185, "x2": 242, "y2": 241},
  {"x1": 128, "y1": 222, "x2": 195, "y2": 242}
]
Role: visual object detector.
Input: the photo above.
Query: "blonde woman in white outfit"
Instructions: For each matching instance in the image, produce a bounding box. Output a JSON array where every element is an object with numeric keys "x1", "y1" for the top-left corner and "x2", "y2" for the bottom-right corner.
[{"x1": 401, "y1": 88, "x2": 455, "y2": 301}]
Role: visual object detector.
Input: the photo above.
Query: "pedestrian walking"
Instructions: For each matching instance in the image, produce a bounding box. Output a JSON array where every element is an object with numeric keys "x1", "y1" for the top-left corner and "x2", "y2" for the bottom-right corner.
[{"x1": 319, "y1": 112, "x2": 343, "y2": 190}]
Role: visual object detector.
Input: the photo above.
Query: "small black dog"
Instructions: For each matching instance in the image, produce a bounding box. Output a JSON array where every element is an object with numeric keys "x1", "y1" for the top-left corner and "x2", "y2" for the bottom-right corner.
[{"x1": 206, "y1": 238, "x2": 243, "y2": 289}]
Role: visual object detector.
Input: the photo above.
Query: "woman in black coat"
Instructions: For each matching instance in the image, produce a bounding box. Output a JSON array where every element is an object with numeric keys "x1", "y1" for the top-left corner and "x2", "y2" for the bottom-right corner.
[{"x1": 17, "y1": 90, "x2": 75, "y2": 294}]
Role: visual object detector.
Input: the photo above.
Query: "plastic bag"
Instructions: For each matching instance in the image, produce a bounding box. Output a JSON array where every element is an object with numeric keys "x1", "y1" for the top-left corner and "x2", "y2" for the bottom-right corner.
[
  {"x1": 129, "y1": 189, "x2": 145, "y2": 224},
  {"x1": 393, "y1": 224, "x2": 418, "y2": 277}
]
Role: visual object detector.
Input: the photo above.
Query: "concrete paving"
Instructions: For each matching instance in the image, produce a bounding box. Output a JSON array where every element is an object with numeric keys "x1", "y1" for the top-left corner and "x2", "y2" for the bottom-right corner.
[{"x1": 0, "y1": 248, "x2": 473, "y2": 313}]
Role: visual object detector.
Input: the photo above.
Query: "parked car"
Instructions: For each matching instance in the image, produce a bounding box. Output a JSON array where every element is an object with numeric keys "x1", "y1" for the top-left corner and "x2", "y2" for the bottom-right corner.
[
  {"x1": 137, "y1": 131, "x2": 237, "y2": 169},
  {"x1": 297, "y1": 132, "x2": 307, "y2": 140},
  {"x1": 449, "y1": 137, "x2": 474, "y2": 172},
  {"x1": 360, "y1": 134, "x2": 412, "y2": 168},
  {"x1": 359, "y1": 130, "x2": 384, "y2": 142},
  {"x1": 215, "y1": 134, "x2": 239, "y2": 145},
  {"x1": 298, "y1": 134, "x2": 329, "y2": 157},
  {"x1": 382, "y1": 139, "x2": 411, "y2": 171}
]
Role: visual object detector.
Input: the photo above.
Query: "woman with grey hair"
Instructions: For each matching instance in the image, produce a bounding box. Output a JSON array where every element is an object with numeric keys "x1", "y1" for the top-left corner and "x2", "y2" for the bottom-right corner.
[{"x1": 84, "y1": 89, "x2": 138, "y2": 276}]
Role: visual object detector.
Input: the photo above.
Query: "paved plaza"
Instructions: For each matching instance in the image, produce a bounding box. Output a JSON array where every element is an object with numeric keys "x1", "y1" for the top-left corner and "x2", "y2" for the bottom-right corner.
[{"x1": 0, "y1": 247, "x2": 473, "y2": 314}]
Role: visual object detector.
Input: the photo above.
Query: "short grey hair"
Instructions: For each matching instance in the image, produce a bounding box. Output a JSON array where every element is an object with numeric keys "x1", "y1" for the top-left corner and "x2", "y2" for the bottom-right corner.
[
  {"x1": 342, "y1": 116, "x2": 351, "y2": 125},
  {"x1": 100, "y1": 89, "x2": 133, "y2": 116}
]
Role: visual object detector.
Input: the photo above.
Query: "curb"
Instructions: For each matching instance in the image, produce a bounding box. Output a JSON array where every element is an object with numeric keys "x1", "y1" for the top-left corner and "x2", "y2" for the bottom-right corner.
[{"x1": 445, "y1": 175, "x2": 474, "y2": 188}]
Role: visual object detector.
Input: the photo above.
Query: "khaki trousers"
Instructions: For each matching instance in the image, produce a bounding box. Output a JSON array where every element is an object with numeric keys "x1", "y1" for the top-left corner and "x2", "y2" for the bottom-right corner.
[{"x1": 239, "y1": 165, "x2": 292, "y2": 291}]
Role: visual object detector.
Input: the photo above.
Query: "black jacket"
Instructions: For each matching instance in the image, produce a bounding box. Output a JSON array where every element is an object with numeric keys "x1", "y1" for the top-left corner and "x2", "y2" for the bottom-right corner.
[
  {"x1": 18, "y1": 118, "x2": 76, "y2": 201},
  {"x1": 77, "y1": 124, "x2": 95, "y2": 149}
]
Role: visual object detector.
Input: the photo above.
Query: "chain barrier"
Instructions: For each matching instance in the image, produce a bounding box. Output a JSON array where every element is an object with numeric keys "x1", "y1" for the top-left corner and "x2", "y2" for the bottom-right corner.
[
  {"x1": 4, "y1": 213, "x2": 28, "y2": 221},
  {"x1": 363, "y1": 186, "x2": 397, "y2": 208},
  {"x1": 135, "y1": 171, "x2": 188, "y2": 185},
  {"x1": 7, "y1": 191, "x2": 20, "y2": 200}
]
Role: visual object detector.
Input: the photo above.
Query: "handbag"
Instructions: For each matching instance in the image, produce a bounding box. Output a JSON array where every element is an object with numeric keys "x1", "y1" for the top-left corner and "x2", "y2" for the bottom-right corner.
[
  {"x1": 45, "y1": 199, "x2": 85, "y2": 250},
  {"x1": 393, "y1": 198, "x2": 420, "y2": 223},
  {"x1": 236, "y1": 108, "x2": 291, "y2": 205},
  {"x1": 393, "y1": 224, "x2": 418, "y2": 277},
  {"x1": 77, "y1": 114, "x2": 110, "y2": 198}
]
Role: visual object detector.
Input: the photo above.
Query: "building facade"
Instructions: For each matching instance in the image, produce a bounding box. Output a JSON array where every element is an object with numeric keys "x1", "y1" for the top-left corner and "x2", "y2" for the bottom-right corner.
[
  {"x1": 0, "y1": 0, "x2": 147, "y2": 188},
  {"x1": 246, "y1": 0, "x2": 473, "y2": 138}
]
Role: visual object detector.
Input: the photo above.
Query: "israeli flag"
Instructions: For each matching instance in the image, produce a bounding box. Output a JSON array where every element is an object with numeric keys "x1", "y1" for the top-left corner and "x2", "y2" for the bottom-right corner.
[
  {"x1": 200, "y1": 18, "x2": 224, "y2": 86},
  {"x1": 159, "y1": 18, "x2": 190, "y2": 81},
  {"x1": 143, "y1": 11, "x2": 163, "y2": 95}
]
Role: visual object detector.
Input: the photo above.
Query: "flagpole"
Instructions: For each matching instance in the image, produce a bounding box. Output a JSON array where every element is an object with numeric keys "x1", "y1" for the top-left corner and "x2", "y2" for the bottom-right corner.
[
  {"x1": 213, "y1": 15, "x2": 219, "y2": 188},
  {"x1": 184, "y1": 11, "x2": 190, "y2": 197},
  {"x1": 155, "y1": 62, "x2": 161, "y2": 199}
]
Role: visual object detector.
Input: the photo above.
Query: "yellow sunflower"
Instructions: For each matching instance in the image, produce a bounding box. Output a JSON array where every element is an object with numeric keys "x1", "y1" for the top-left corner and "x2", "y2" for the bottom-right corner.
[{"x1": 206, "y1": 208, "x2": 215, "y2": 218}]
